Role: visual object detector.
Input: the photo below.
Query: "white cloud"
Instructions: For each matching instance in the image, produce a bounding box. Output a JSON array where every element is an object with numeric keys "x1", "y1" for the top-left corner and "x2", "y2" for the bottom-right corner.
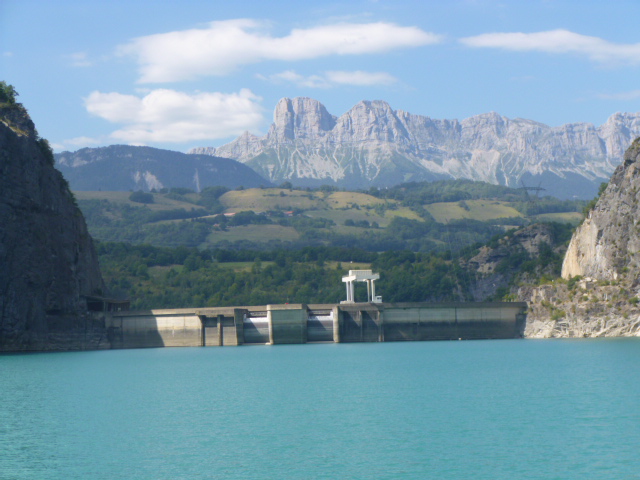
[
  {"x1": 460, "y1": 29, "x2": 640, "y2": 66},
  {"x1": 326, "y1": 70, "x2": 397, "y2": 86},
  {"x1": 84, "y1": 88, "x2": 265, "y2": 144},
  {"x1": 596, "y1": 90, "x2": 640, "y2": 101},
  {"x1": 67, "y1": 52, "x2": 92, "y2": 67},
  {"x1": 261, "y1": 70, "x2": 331, "y2": 88},
  {"x1": 53, "y1": 136, "x2": 104, "y2": 152},
  {"x1": 260, "y1": 69, "x2": 397, "y2": 88},
  {"x1": 119, "y1": 19, "x2": 442, "y2": 83}
]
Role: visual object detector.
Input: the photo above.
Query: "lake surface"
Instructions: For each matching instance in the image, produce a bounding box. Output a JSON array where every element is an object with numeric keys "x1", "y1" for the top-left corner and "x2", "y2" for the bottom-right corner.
[{"x1": 1, "y1": 338, "x2": 639, "y2": 480}]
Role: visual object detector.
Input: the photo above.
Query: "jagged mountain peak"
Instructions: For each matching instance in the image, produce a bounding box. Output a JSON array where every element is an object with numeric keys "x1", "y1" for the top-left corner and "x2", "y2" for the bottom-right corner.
[
  {"x1": 271, "y1": 97, "x2": 336, "y2": 141},
  {"x1": 189, "y1": 98, "x2": 640, "y2": 199}
]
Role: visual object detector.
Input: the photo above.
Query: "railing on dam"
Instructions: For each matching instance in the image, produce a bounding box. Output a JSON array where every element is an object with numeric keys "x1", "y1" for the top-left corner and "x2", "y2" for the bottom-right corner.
[{"x1": 105, "y1": 302, "x2": 527, "y2": 349}]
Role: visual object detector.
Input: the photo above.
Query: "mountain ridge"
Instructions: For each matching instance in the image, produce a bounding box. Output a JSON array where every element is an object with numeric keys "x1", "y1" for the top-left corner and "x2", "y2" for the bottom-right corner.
[
  {"x1": 55, "y1": 145, "x2": 271, "y2": 191},
  {"x1": 191, "y1": 97, "x2": 640, "y2": 199}
]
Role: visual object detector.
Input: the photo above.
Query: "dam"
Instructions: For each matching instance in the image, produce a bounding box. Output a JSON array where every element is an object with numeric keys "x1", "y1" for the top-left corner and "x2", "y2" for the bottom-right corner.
[{"x1": 106, "y1": 301, "x2": 527, "y2": 349}]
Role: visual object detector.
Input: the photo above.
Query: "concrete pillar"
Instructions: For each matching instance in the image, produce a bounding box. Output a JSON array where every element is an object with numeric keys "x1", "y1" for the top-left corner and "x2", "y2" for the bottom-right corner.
[
  {"x1": 332, "y1": 305, "x2": 341, "y2": 343},
  {"x1": 198, "y1": 315, "x2": 206, "y2": 346},
  {"x1": 233, "y1": 309, "x2": 245, "y2": 345}
]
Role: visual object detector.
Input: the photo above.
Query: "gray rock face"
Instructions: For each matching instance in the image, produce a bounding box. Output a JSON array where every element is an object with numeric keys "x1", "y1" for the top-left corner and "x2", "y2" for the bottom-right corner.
[
  {"x1": 464, "y1": 223, "x2": 559, "y2": 301},
  {"x1": 519, "y1": 138, "x2": 640, "y2": 338},
  {"x1": 562, "y1": 138, "x2": 640, "y2": 280},
  {"x1": 191, "y1": 97, "x2": 640, "y2": 199},
  {"x1": 0, "y1": 105, "x2": 106, "y2": 351}
]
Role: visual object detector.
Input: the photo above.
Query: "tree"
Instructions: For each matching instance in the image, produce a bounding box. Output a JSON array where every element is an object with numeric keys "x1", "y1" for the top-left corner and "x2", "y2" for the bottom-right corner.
[
  {"x1": 0, "y1": 81, "x2": 18, "y2": 104},
  {"x1": 129, "y1": 191, "x2": 154, "y2": 204}
]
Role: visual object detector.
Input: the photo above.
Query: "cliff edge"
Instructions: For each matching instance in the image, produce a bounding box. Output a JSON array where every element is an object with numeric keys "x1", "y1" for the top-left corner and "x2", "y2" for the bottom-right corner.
[
  {"x1": 521, "y1": 138, "x2": 640, "y2": 338},
  {"x1": 0, "y1": 98, "x2": 107, "y2": 351},
  {"x1": 562, "y1": 138, "x2": 640, "y2": 280}
]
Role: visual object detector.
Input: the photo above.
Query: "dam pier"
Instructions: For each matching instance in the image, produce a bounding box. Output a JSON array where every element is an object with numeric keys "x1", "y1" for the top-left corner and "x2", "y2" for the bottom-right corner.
[{"x1": 106, "y1": 301, "x2": 527, "y2": 349}]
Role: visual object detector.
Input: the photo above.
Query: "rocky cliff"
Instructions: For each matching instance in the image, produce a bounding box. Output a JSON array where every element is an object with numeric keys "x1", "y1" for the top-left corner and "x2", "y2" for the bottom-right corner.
[
  {"x1": 0, "y1": 103, "x2": 107, "y2": 351},
  {"x1": 191, "y1": 97, "x2": 640, "y2": 199},
  {"x1": 463, "y1": 223, "x2": 564, "y2": 302},
  {"x1": 520, "y1": 138, "x2": 640, "y2": 338},
  {"x1": 561, "y1": 139, "x2": 640, "y2": 280}
]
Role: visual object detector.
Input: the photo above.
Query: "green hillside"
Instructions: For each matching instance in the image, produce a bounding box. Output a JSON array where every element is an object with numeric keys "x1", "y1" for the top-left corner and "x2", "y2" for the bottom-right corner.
[
  {"x1": 425, "y1": 200, "x2": 523, "y2": 223},
  {"x1": 75, "y1": 180, "x2": 586, "y2": 252}
]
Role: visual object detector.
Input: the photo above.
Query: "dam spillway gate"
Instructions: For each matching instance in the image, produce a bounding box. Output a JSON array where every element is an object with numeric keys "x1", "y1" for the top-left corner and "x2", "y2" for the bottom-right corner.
[{"x1": 106, "y1": 302, "x2": 527, "y2": 349}]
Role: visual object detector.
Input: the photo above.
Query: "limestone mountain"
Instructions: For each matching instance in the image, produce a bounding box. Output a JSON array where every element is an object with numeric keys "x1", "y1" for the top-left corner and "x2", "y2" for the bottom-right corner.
[
  {"x1": 55, "y1": 145, "x2": 270, "y2": 191},
  {"x1": 191, "y1": 97, "x2": 640, "y2": 199},
  {"x1": 0, "y1": 100, "x2": 106, "y2": 351}
]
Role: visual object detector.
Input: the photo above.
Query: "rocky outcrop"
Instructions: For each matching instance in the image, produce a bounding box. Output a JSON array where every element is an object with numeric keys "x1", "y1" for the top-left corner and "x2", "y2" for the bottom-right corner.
[
  {"x1": 0, "y1": 104, "x2": 107, "y2": 351},
  {"x1": 520, "y1": 138, "x2": 640, "y2": 338},
  {"x1": 463, "y1": 223, "x2": 562, "y2": 301},
  {"x1": 191, "y1": 97, "x2": 640, "y2": 199},
  {"x1": 523, "y1": 280, "x2": 640, "y2": 338},
  {"x1": 562, "y1": 138, "x2": 640, "y2": 280}
]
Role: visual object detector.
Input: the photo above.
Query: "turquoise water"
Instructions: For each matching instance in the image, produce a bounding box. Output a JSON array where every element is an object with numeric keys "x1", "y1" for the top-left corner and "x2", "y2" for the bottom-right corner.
[{"x1": 1, "y1": 339, "x2": 639, "y2": 480}]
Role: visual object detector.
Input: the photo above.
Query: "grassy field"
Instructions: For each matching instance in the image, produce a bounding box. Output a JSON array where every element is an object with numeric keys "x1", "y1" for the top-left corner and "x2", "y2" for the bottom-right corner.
[
  {"x1": 219, "y1": 188, "x2": 323, "y2": 212},
  {"x1": 425, "y1": 200, "x2": 523, "y2": 223},
  {"x1": 219, "y1": 188, "x2": 391, "y2": 213},
  {"x1": 324, "y1": 191, "x2": 387, "y2": 208},
  {"x1": 75, "y1": 191, "x2": 201, "y2": 211}
]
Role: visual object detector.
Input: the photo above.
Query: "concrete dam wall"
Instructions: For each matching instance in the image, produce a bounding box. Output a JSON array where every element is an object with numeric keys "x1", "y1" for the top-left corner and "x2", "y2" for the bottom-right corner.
[{"x1": 106, "y1": 302, "x2": 527, "y2": 349}]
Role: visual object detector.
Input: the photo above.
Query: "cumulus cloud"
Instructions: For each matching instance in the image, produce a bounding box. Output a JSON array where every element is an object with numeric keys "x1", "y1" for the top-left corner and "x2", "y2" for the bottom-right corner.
[
  {"x1": 260, "y1": 69, "x2": 397, "y2": 88},
  {"x1": 460, "y1": 29, "x2": 640, "y2": 66},
  {"x1": 84, "y1": 88, "x2": 265, "y2": 143},
  {"x1": 119, "y1": 19, "x2": 442, "y2": 83}
]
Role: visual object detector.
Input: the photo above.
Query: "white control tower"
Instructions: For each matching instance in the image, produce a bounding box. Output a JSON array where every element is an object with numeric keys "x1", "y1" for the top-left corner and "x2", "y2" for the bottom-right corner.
[{"x1": 341, "y1": 270, "x2": 382, "y2": 304}]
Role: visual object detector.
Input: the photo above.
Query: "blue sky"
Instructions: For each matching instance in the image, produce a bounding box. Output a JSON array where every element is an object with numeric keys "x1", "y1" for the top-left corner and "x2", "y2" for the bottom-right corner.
[{"x1": 3, "y1": 0, "x2": 640, "y2": 153}]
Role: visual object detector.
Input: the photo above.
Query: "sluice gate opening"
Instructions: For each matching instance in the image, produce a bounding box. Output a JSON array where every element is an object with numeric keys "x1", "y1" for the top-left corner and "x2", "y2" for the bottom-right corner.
[
  {"x1": 243, "y1": 311, "x2": 269, "y2": 344},
  {"x1": 307, "y1": 310, "x2": 334, "y2": 343},
  {"x1": 106, "y1": 302, "x2": 527, "y2": 349}
]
